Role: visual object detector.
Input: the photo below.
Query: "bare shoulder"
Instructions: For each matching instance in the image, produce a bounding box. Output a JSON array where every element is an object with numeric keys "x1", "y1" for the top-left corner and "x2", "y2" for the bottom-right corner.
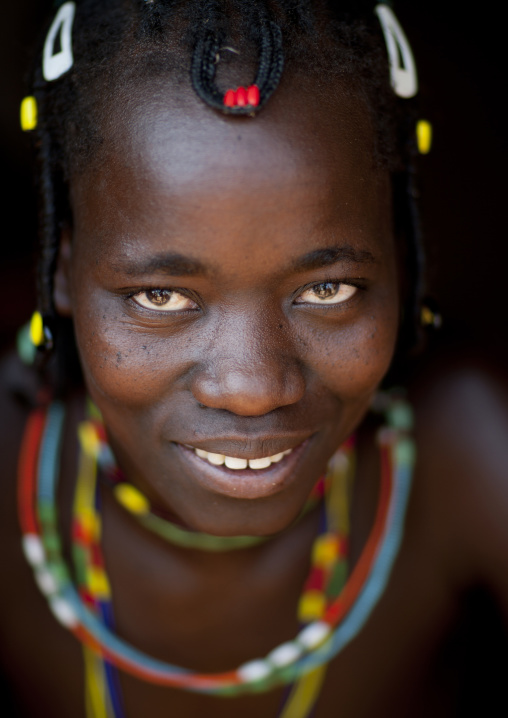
[{"x1": 408, "y1": 348, "x2": 508, "y2": 613}]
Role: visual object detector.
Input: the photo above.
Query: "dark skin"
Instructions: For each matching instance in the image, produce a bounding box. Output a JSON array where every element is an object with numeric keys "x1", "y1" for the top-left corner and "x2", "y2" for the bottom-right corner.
[
  {"x1": 57, "y1": 77, "x2": 399, "y2": 538},
  {"x1": 1, "y1": 75, "x2": 508, "y2": 717}
]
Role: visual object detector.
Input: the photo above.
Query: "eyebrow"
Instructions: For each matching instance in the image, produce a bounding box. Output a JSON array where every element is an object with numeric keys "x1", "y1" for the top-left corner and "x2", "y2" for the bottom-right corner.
[
  {"x1": 114, "y1": 244, "x2": 375, "y2": 278},
  {"x1": 291, "y1": 245, "x2": 377, "y2": 272},
  {"x1": 114, "y1": 253, "x2": 208, "y2": 277}
]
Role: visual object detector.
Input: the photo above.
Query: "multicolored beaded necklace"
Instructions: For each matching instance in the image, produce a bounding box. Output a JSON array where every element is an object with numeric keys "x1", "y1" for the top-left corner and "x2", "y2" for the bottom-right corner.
[
  {"x1": 74, "y1": 412, "x2": 352, "y2": 718},
  {"x1": 18, "y1": 393, "x2": 415, "y2": 716},
  {"x1": 88, "y1": 400, "x2": 332, "y2": 554}
]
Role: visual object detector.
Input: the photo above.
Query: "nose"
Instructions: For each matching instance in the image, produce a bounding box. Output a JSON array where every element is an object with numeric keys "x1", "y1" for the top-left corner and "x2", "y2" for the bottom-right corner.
[{"x1": 190, "y1": 311, "x2": 306, "y2": 416}]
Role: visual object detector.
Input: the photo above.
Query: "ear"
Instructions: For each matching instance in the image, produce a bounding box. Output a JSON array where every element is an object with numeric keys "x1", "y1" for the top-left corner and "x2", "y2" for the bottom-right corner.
[{"x1": 53, "y1": 227, "x2": 74, "y2": 317}]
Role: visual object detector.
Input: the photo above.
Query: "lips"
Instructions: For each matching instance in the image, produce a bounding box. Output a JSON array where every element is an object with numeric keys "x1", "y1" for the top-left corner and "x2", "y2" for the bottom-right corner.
[{"x1": 175, "y1": 438, "x2": 312, "y2": 500}]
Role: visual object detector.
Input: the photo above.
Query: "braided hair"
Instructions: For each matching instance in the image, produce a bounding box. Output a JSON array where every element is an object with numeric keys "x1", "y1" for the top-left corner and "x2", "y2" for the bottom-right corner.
[{"x1": 27, "y1": 0, "x2": 425, "y2": 386}]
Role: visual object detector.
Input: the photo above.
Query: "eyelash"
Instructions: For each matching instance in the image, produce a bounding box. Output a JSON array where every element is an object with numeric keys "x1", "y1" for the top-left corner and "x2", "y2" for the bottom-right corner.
[
  {"x1": 125, "y1": 287, "x2": 199, "y2": 313},
  {"x1": 293, "y1": 278, "x2": 366, "y2": 307}
]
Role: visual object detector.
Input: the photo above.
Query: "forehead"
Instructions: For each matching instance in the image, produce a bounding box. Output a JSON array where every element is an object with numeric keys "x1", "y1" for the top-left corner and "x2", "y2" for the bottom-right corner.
[{"x1": 70, "y1": 74, "x2": 392, "y2": 261}]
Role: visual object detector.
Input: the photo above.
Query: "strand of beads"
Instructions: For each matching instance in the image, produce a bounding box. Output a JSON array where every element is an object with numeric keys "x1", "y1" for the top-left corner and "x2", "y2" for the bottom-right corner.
[
  {"x1": 86, "y1": 410, "x2": 325, "y2": 553},
  {"x1": 72, "y1": 418, "x2": 352, "y2": 716},
  {"x1": 72, "y1": 415, "x2": 353, "y2": 712},
  {"x1": 72, "y1": 422, "x2": 126, "y2": 718}
]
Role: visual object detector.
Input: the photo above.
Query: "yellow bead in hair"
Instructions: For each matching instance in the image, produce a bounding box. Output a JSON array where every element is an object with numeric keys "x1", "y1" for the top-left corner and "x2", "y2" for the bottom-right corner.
[
  {"x1": 416, "y1": 119, "x2": 432, "y2": 155},
  {"x1": 421, "y1": 305, "x2": 434, "y2": 326},
  {"x1": 421, "y1": 304, "x2": 442, "y2": 328},
  {"x1": 20, "y1": 96, "x2": 38, "y2": 131},
  {"x1": 114, "y1": 483, "x2": 150, "y2": 516},
  {"x1": 29, "y1": 311, "x2": 45, "y2": 347}
]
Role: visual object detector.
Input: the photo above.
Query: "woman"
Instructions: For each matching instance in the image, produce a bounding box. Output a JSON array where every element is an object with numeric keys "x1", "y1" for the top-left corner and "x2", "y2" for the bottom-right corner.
[{"x1": 1, "y1": 1, "x2": 507, "y2": 715}]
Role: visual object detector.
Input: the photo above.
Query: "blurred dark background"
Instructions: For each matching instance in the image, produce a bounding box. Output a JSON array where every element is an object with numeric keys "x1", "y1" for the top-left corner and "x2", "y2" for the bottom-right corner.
[{"x1": 0, "y1": 2, "x2": 507, "y2": 355}]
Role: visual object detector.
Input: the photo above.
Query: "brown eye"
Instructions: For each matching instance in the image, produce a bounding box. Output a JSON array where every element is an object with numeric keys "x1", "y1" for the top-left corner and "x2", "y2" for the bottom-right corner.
[
  {"x1": 312, "y1": 282, "x2": 338, "y2": 299},
  {"x1": 132, "y1": 289, "x2": 197, "y2": 312},
  {"x1": 146, "y1": 289, "x2": 171, "y2": 305},
  {"x1": 296, "y1": 282, "x2": 357, "y2": 305}
]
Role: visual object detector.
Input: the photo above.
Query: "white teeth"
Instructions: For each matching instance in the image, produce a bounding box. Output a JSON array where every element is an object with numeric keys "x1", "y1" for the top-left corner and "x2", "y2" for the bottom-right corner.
[
  {"x1": 248, "y1": 457, "x2": 272, "y2": 470},
  {"x1": 192, "y1": 447, "x2": 294, "y2": 470},
  {"x1": 270, "y1": 452, "x2": 285, "y2": 464},
  {"x1": 225, "y1": 456, "x2": 249, "y2": 470}
]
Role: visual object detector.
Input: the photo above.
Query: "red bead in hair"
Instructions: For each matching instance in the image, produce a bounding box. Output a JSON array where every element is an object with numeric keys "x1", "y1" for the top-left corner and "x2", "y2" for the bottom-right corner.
[
  {"x1": 247, "y1": 85, "x2": 260, "y2": 107},
  {"x1": 235, "y1": 86, "x2": 248, "y2": 106},
  {"x1": 223, "y1": 89, "x2": 236, "y2": 107},
  {"x1": 223, "y1": 85, "x2": 260, "y2": 109}
]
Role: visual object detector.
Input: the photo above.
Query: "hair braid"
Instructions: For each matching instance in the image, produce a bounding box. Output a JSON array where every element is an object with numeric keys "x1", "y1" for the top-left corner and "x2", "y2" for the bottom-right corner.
[
  {"x1": 190, "y1": 1, "x2": 284, "y2": 114},
  {"x1": 30, "y1": 62, "x2": 61, "y2": 346},
  {"x1": 36, "y1": 130, "x2": 58, "y2": 321},
  {"x1": 191, "y1": 24, "x2": 226, "y2": 109},
  {"x1": 253, "y1": 10, "x2": 284, "y2": 105},
  {"x1": 137, "y1": 0, "x2": 164, "y2": 35}
]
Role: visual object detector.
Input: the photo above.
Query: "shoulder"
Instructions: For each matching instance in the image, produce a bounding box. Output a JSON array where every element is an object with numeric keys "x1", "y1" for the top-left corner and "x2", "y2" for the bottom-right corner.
[
  {"x1": 407, "y1": 347, "x2": 508, "y2": 612},
  {"x1": 0, "y1": 348, "x2": 42, "y2": 443},
  {"x1": 0, "y1": 348, "x2": 40, "y2": 508},
  {"x1": 0, "y1": 349, "x2": 40, "y2": 445},
  {"x1": 0, "y1": 350, "x2": 43, "y2": 538}
]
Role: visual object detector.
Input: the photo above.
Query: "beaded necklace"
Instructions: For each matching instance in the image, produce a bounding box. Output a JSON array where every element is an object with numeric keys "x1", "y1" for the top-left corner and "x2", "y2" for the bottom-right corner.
[
  {"x1": 74, "y1": 417, "x2": 352, "y2": 718},
  {"x1": 18, "y1": 394, "x2": 414, "y2": 712},
  {"x1": 18, "y1": 403, "x2": 351, "y2": 716},
  {"x1": 88, "y1": 406, "x2": 328, "y2": 553}
]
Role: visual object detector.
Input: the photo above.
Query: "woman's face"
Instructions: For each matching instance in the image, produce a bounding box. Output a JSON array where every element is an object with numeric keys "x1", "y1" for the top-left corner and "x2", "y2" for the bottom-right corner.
[{"x1": 56, "y1": 78, "x2": 399, "y2": 536}]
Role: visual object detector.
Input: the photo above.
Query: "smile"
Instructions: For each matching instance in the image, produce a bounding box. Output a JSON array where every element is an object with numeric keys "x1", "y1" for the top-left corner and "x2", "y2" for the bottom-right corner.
[
  {"x1": 191, "y1": 447, "x2": 293, "y2": 470},
  {"x1": 176, "y1": 439, "x2": 312, "y2": 500}
]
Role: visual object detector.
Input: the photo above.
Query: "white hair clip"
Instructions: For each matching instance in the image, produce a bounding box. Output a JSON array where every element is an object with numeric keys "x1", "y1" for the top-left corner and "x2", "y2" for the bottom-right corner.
[
  {"x1": 374, "y1": 4, "x2": 418, "y2": 99},
  {"x1": 43, "y1": 2, "x2": 76, "y2": 82}
]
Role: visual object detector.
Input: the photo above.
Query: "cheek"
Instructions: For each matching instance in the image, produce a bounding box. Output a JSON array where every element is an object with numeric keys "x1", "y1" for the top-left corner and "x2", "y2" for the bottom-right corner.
[
  {"x1": 72, "y1": 290, "x2": 187, "y2": 407},
  {"x1": 299, "y1": 297, "x2": 399, "y2": 400}
]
